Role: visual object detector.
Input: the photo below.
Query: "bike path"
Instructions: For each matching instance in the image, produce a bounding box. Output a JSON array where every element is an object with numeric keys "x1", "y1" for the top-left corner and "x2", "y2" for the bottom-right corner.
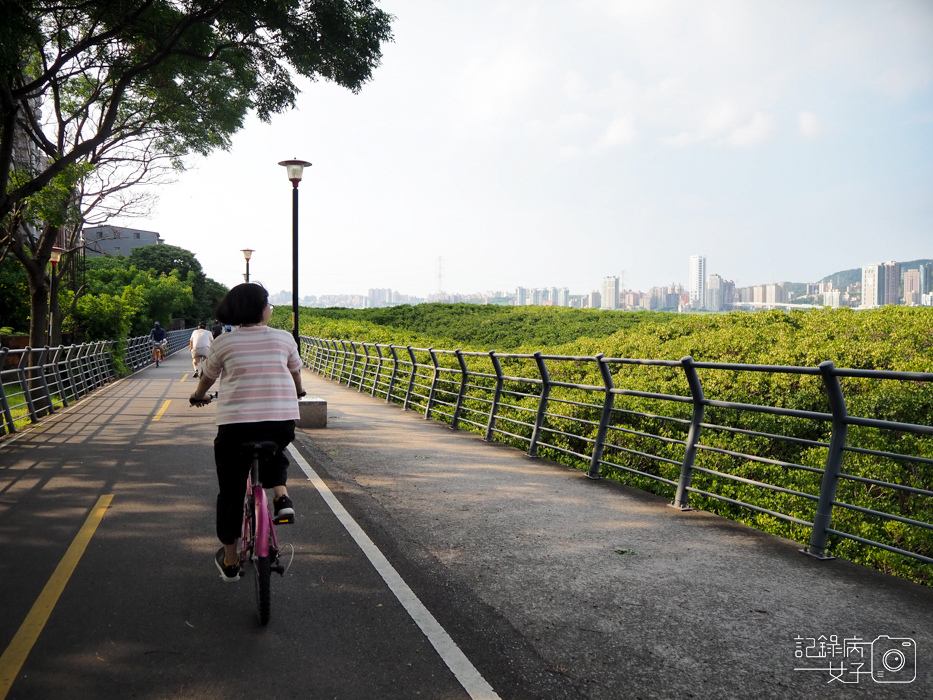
[{"x1": 0, "y1": 353, "x2": 489, "y2": 699}]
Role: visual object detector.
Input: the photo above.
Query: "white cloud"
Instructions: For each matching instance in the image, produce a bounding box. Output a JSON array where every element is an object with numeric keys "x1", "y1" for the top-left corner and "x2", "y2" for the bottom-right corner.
[
  {"x1": 724, "y1": 112, "x2": 778, "y2": 146},
  {"x1": 597, "y1": 116, "x2": 639, "y2": 148},
  {"x1": 453, "y1": 46, "x2": 547, "y2": 125},
  {"x1": 798, "y1": 111, "x2": 821, "y2": 139}
]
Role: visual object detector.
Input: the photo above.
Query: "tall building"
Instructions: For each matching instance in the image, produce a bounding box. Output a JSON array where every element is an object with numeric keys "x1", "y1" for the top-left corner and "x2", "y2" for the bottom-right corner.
[
  {"x1": 861, "y1": 264, "x2": 881, "y2": 308},
  {"x1": 765, "y1": 283, "x2": 787, "y2": 305},
  {"x1": 587, "y1": 290, "x2": 601, "y2": 309},
  {"x1": 862, "y1": 261, "x2": 901, "y2": 308},
  {"x1": 688, "y1": 255, "x2": 707, "y2": 309},
  {"x1": 707, "y1": 274, "x2": 723, "y2": 312},
  {"x1": 904, "y1": 269, "x2": 922, "y2": 306},
  {"x1": 601, "y1": 276, "x2": 620, "y2": 310},
  {"x1": 882, "y1": 261, "x2": 901, "y2": 305}
]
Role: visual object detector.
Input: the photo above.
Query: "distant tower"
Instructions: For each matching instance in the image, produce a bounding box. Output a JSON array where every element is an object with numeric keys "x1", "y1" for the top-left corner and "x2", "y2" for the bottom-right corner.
[
  {"x1": 861, "y1": 264, "x2": 881, "y2": 308},
  {"x1": 601, "y1": 276, "x2": 620, "y2": 310},
  {"x1": 689, "y1": 255, "x2": 707, "y2": 309},
  {"x1": 436, "y1": 256, "x2": 444, "y2": 295}
]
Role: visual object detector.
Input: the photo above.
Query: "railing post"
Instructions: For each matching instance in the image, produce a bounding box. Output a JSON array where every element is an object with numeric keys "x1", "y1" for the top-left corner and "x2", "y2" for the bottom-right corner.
[
  {"x1": 403, "y1": 346, "x2": 417, "y2": 411},
  {"x1": 484, "y1": 351, "x2": 504, "y2": 442},
  {"x1": 16, "y1": 348, "x2": 39, "y2": 423},
  {"x1": 424, "y1": 348, "x2": 439, "y2": 420},
  {"x1": 587, "y1": 354, "x2": 614, "y2": 480},
  {"x1": 359, "y1": 344, "x2": 370, "y2": 391},
  {"x1": 348, "y1": 341, "x2": 359, "y2": 387},
  {"x1": 51, "y1": 346, "x2": 68, "y2": 407},
  {"x1": 339, "y1": 341, "x2": 350, "y2": 384},
  {"x1": 35, "y1": 346, "x2": 55, "y2": 415},
  {"x1": 672, "y1": 356, "x2": 705, "y2": 510},
  {"x1": 77, "y1": 344, "x2": 92, "y2": 394},
  {"x1": 451, "y1": 349, "x2": 469, "y2": 430},
  {"x1": 805, "y1": 361, "x2": 847, "y2": 560},
  {"x1": 528, "y1": 352, "x2": 551, "y2": 457},
  {"x1": 372, "y1": 345, "x2": 383, "y2": 397},
  {"x1": 386, "y1": 345, "x2": 400, "y2": 403},
  {"x1": 64, "y1": 346, "x2": 78, "y2": 399},
  {"x1": 0, "y1": 347, "x2": 14, "y2": 434}
]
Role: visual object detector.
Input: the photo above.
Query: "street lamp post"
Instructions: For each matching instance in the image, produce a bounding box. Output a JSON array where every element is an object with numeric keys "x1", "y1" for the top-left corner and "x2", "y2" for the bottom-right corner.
[
  {"x1": 241, "y1": 248, "x2": 254, "y2": 282},
  {"x1": 278, "y1": 158, "x2": 311, "y2": 345},
  {"x1": 48, "y1": 246, "x2": 64, "y2": 343}
]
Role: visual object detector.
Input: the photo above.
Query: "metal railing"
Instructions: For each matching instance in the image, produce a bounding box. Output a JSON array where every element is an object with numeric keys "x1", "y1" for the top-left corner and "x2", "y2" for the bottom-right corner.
[
  {"x1": 300, "y1": 336, "x2": 933, "y2": 574},
  {"x1": 0, "y1": 328, "x2": 194, "y2": 436}
]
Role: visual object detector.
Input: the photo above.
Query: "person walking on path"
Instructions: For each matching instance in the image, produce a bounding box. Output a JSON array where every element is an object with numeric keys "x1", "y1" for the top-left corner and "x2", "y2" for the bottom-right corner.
[
  {"x1": 211, "y1": 319, "x2": 224, "y2": 338},
  {"x1": 190, "y1": 284, "x2": 306, "y2": 581},
  {"x1": 189, "y1": 322, "x2": 213, "y2": 377}
]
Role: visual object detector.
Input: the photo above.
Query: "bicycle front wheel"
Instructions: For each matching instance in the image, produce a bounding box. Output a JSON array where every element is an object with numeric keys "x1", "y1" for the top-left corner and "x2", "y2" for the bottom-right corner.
[{"x1": 254, "y1": 555, "x2": 271, "y2": 626}]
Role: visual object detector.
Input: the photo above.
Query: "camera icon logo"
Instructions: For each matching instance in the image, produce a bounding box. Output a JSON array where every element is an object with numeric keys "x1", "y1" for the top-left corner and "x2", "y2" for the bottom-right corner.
[{"x1": 871, "y1": 636, "x2": 916, "y2": 683}]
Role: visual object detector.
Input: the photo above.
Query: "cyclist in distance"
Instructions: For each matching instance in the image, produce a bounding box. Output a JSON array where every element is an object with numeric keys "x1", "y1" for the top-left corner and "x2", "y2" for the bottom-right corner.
[
  {"x1": 149, "y1": 321, "x2": 167, "y2": 365},
  {"x1": 189, "y1": 321, "x2": 212, "y2": 377},
  {"x1": 190, "y1": 283, "x2": 305, "y2": 581}
]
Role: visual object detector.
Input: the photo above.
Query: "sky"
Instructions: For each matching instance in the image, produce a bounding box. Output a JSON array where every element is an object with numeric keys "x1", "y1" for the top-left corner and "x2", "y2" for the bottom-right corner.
[{"x1": 126, "y1": 0, "x2": 933, "y2": 299}]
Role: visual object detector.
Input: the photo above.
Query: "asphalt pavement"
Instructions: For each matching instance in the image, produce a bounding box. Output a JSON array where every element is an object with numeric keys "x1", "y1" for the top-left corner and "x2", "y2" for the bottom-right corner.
[{"x1": 1, "y1": 352, "x2": 931, "y2": 699}]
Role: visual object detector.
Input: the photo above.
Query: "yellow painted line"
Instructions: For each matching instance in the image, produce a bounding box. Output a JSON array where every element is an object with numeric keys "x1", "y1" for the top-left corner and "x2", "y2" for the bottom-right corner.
[
  {"x1": 181, "y1": 373, "x2": 189, "y2": 382},
  {"x1": 153, "y1": 399, "x2": 171, "y2": 422},
  {"x1": 0, "y1": 494, "x2": 114, "y2": 698}
]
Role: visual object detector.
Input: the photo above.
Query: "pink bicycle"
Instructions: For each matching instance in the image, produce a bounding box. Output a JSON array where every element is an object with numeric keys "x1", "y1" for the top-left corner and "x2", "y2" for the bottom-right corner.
[
  {"x1": 239, "y1": 440, "x2": 294, "y2": 625},
  {"x1": 191, "y1": 393, "x2": 293, "y2": 625}
]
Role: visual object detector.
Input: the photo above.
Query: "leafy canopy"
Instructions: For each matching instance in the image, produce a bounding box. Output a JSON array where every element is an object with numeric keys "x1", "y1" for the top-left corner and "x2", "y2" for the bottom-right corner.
[{"x1": 0, "y1": 0, "x2": 394, "y2": 220}]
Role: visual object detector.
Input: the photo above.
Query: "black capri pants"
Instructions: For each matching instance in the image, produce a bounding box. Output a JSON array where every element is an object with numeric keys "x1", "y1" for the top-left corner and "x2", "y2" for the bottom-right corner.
[{"x1": 214, "y1": 420, "x2": 296, "y2": 544}]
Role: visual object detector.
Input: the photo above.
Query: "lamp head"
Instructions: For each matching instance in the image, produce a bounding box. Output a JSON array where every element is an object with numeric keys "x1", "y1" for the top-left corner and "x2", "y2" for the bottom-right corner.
[
  {"x1": 50, "y1": 246, "x2": 64, "y2": 265},
  {"x1": 241, "y1": 248, "x2": 254, "y2": 260},
  {"x1": 278, "y1": 158, "x2": 312, "y2": 187}
]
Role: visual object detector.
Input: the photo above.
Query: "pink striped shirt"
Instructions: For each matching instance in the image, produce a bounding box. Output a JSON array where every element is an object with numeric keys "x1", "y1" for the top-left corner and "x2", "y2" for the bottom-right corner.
[{"x1": 201, "y1": 325, "x2": 302, "y2": 425}]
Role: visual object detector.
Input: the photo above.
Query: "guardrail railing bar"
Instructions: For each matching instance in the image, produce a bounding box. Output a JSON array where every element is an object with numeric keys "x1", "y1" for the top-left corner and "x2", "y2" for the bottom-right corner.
[
  {"x1": 425, "y1": 349, "x2": 440, "y2": 421},
  {"x1": 587, "y1": 354, "x2": 614, "y2": 480},
  {"x1": 387, "y1": 345, "x2": 400, "y2": 403},
  {"x1": 484, "y1": 351, "x2": 504, "y2": 442},
  {"x1": 672, "y1": 356, "x2": 704, "y2": 510},
  {"x1": 16, "y1": 348, "x2": 39, "y2": 423},
  {"x1": 805, "y1": 361, "x2": 847, "y2": 560},
  {"x1": 0, "y1": 348, "x2": 14, "y2": 434},
  {"x1": 403, "y1": 346, "x2": 417, "y2": 411},
  {"x1": 528, "y1": 352, "x2": 552, "y2": 458},
  {"x1": 451, "y1": 350, "x2": 469, "y2": 431}
]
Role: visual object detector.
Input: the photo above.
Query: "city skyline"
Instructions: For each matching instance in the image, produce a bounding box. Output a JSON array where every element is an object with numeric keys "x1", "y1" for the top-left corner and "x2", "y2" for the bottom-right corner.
[{"x1": 258, "y1": 254, "x2": 932, "y2": 310}]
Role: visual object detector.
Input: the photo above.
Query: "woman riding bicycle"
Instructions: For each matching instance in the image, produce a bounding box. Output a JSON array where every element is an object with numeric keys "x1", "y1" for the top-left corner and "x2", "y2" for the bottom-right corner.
[{"x1": 190, "y1": 283, "x2": 305, "y2": 581}]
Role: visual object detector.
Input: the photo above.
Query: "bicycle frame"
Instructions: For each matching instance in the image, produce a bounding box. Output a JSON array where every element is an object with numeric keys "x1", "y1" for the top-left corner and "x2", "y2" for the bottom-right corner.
[{"x1": 242, "y1": 459, "x2": 279, "y2": 560}]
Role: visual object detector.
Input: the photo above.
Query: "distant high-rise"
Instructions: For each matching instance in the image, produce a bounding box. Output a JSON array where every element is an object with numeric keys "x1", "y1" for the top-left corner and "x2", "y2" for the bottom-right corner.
[
  {"x1": 882, "y1": 261, "x2": 901, "y2": 305},
  {"x1": 689, "y1": 255, "x2": 707, "y2": 309},
  {"x1": 861, "y1": 261, "x2": 901, "y2": 308},
  {"x1": 904, "y1": 269, "x2": 921, "y2": 305},
  {"x1": 601, "y1": 276, "x2": 620, "y2": 310},
  {"x1": 861, "y1": 264, "x2": 881, "y2": 308},
  {"x1": 707, "y1": 274, "x2": 723, "y2": 312}
]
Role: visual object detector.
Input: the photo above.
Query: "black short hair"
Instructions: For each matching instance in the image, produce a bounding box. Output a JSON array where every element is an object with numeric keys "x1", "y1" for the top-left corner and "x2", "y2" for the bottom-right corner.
[
  {"x1": 198, "y1": 322, "x2": 207, "y2": 329},
  {"x1": 214, "y1": 283, "x2": 269, "y2": 325}
]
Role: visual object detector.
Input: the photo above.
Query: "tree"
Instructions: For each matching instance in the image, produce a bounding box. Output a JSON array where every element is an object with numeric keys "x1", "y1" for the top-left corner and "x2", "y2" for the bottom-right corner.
[{"x1": 0, "y1": 0, "x2": 394, "y2": 347}]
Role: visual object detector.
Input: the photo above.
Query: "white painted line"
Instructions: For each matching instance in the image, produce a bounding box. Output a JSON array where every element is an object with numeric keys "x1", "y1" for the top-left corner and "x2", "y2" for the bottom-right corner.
[{"x1": 286, "y1": 444, "x2": 500, "y2": 700}]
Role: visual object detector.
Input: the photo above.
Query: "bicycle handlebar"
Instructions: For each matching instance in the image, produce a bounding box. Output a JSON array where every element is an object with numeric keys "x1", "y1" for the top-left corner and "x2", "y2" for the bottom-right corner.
[{"x1": 189, "y1": 391, "x2": 218, "y2": 406}]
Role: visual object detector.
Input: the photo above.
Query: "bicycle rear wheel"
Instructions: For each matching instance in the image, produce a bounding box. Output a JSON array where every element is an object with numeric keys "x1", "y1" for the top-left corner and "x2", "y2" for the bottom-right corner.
[{"x1": 254, "y1": 555, "x2": 271, "y2": 626}]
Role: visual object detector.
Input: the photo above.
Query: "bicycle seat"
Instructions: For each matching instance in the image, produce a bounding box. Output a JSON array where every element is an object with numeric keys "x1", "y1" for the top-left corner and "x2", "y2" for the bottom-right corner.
[{"x1": 242, "y1": 440, "x2": 280, "y2": 455}]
